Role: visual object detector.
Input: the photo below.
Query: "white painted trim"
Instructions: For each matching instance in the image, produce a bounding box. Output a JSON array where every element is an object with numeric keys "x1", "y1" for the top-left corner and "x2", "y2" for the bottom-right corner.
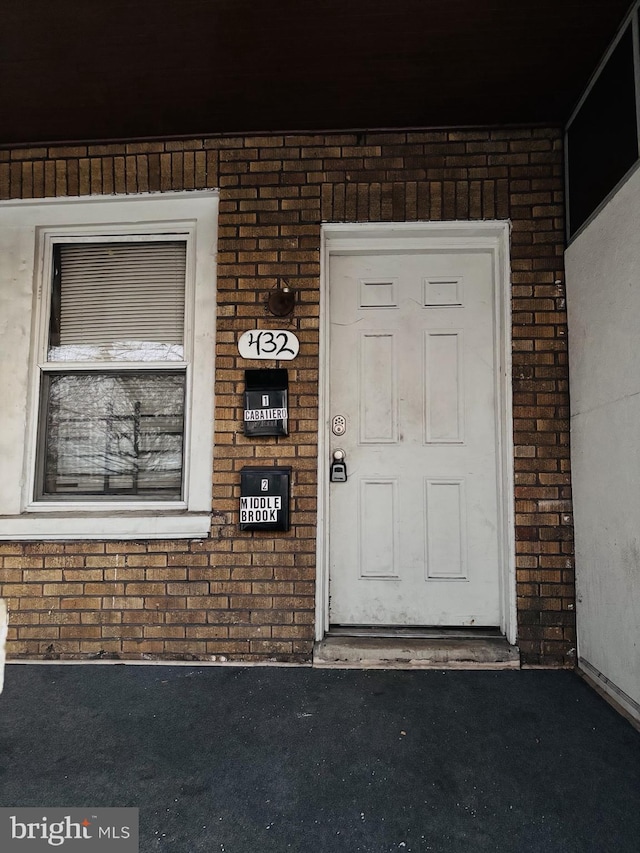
[
  {"x1": 495, "y1": 224, "x2": 517, "y2": 646},
  {"x1": 0, "y1": 190, "x2": 219, "y2": 539},
  {"x1": 0, "y1": 190, "x2": 220, "y2": 210},
  {"x1": 23, "y1": 500, "x2": 188, "y2": 513},
  {"x1": 315, "y1": 221, "x2": 516, "y2": 644},
  {"x1": 25, "y1": 224, "x2": 199, "y2": 509},
  {"x1": 315, "y1": 227, "x2": 331, "y2": 641},
  {"x1": 0, "y1": 513, "x2": 211, "y2": 540}
]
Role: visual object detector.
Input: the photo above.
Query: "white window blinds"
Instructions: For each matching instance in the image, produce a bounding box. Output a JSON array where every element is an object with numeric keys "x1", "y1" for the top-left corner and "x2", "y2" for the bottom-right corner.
[{"x1": 48, "y1": 241, "x2": 187, "y2": 361}]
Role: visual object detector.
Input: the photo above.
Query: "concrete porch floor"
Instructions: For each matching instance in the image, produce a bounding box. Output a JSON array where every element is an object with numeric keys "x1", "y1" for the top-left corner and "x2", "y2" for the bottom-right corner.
[{"x1": 0, "y1": 663, "x2": 638, "y2": 852}]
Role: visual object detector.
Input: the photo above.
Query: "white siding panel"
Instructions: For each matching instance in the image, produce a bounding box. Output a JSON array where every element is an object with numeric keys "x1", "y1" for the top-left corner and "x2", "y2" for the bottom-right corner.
[{"x1": 566, "y1": 165, "x2": 640, "y2": 719}]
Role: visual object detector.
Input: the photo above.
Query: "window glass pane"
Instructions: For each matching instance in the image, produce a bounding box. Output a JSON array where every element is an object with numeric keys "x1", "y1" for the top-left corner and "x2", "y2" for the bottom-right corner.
[
  {"x1": 568, "y1": 25, "x2": 638, "y2": 236},
  {"x1": 48, "y1": 241, "x2": 186, "y2": 362},
  {"x1": 39, "y1": 372, "x2": 185, "y2": 499}
]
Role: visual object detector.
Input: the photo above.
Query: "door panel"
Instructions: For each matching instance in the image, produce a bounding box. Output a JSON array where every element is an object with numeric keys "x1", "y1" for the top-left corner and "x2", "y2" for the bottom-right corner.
[{"x1": 328, "y1": 249, "x2": 501, "y2": 627}]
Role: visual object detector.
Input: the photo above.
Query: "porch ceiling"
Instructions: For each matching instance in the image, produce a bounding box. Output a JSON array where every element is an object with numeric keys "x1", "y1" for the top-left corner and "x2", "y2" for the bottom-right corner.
[{"x1": 1, "y1": 0, "x2": 633, "y2": 146}]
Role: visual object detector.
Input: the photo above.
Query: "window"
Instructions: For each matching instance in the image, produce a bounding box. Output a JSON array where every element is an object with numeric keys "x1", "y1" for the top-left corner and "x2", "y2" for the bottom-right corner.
[
  {"x1": 38, "y1": 239, "x2": 188, "y2": 501},
  {"x1": 567, "y1": 24, "x2": 639, "y2": 237},
  {"x1": 0, "y1": 191, "x2": 218, "y2": 538}
]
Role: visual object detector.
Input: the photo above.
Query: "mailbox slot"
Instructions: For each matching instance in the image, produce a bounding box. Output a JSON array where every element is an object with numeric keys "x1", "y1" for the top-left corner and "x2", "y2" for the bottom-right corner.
[
  {"x1": 243, "y1": 369, "x2": 288, "y2": 436},
  {"x1": 240, "y1": 466, "x2": 291, "y2": 531}
]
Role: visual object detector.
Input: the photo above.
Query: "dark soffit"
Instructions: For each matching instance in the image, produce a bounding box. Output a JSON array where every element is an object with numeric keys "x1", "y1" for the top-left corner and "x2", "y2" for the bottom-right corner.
[{"x1": 0, "y1": 0, "x2": 634, "y2": 146}]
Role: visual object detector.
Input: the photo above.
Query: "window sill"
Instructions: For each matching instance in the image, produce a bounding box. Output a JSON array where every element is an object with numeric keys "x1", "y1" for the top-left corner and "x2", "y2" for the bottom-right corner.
[{"x1": 0, "y1": 512, "x2": 212, "y2": 540}]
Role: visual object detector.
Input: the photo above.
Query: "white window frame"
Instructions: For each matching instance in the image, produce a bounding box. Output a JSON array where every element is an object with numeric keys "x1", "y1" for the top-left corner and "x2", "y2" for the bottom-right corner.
[
  {"x1": 32, "y1": 231, "x2": 192, "y2": 507},
  {"x1": 0, "y1": 191, "x2": 218, "y2": 539}
]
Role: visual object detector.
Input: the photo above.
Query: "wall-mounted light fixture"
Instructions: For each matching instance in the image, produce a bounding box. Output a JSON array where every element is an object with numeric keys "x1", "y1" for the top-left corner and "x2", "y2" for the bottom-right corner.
[{"x1": 266, "y1": 280, "x2": 295, "y2": 316}]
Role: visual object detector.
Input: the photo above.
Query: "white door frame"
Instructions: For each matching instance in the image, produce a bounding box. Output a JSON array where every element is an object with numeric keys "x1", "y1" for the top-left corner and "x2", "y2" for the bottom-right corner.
[{"x1": 315, "y1": 221, "x2": 516, "y2": 644}]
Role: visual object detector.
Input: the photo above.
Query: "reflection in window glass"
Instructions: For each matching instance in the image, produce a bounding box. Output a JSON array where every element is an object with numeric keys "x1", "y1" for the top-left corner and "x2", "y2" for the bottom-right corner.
[{"x1": 40, "y1": 372, "x2": 185, "y2": 499}]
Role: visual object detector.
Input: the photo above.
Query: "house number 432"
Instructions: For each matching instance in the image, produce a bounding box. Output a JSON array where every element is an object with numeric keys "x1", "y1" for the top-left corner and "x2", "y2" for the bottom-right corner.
[{"x1": 238, "y1": 329, "x2": 300, "y2": 360}]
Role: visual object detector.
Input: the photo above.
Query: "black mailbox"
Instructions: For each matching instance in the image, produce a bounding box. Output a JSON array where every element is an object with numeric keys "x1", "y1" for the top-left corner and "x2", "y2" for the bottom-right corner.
[
  {"x1": 240, "y1": 466, "x2": 291, "y2": 531},
  {"x1": 243, "y1": 369, "x2": 288, "y2": 437}
]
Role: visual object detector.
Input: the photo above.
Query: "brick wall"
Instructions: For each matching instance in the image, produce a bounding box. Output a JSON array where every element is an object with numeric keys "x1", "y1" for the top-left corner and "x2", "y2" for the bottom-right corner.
[{"x1": 0, "y1": 128, "x2": 575, "y2": 666}]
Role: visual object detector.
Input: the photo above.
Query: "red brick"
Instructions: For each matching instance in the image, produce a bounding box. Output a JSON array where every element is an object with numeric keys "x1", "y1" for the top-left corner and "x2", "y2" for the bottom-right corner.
[{"x1": 1, "y1": 128, "x2": 571, "y2": 667}]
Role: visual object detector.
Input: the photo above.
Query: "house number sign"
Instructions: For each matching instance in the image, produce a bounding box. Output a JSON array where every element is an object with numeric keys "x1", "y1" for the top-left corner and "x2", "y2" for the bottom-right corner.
[{"x1": 238, "y1": 329, "x2": 299, "y2": 360}]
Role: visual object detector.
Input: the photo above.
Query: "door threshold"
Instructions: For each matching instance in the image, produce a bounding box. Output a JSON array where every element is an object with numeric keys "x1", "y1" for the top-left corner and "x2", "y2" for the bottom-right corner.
[{"x1": 313, "y1": 633, "x2": 520, "y2": 670}]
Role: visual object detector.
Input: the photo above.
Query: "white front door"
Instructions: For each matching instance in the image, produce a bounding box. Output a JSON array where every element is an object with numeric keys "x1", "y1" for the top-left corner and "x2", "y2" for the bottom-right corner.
[{"x1": 328, "y1": 244, "x2": 503, "y2": 627}]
